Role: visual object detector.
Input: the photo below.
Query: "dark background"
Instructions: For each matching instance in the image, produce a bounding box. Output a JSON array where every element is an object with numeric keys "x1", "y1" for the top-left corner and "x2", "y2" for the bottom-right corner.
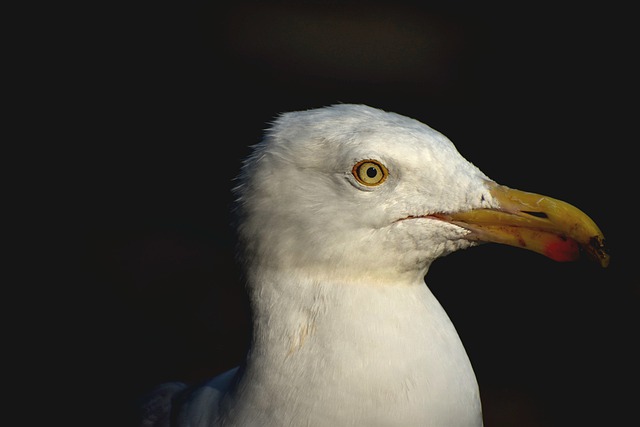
[{"x1": 53, "y1": 1, "x2": 638, "y2": 426}]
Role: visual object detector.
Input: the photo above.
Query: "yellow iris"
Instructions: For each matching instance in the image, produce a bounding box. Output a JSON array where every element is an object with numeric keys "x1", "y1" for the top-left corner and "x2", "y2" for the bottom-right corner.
[{"x1": 352, "y1": 160, "x2": 388, "y2": 186}]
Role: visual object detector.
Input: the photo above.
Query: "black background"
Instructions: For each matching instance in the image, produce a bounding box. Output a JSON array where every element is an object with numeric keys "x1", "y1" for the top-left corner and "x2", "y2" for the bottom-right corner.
[{"x1": 47, "y1": 1, "x2": 638, "y2": 426}]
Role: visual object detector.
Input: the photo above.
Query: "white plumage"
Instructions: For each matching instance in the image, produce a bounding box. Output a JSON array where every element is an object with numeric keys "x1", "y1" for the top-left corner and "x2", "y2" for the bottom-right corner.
[{"x1": 141, "y1": 104, "x2": 607, "y2": 427}]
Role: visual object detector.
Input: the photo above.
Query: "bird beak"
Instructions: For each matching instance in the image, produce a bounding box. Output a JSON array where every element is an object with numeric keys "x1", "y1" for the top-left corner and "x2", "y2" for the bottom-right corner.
[{"x1": 437, "y1": 181, "x2": 609, "y2": 267}]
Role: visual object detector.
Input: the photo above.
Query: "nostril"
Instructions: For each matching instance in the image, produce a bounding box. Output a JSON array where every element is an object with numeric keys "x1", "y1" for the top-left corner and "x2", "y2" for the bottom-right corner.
[{"x1": 522, "y1": 211, "x2": 549, "y2": 219}]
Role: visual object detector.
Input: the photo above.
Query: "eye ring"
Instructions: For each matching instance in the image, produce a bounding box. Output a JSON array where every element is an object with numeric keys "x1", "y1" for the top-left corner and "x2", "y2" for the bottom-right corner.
[{"x1": 352, "y1": 160, "x2": 389, "y2": 186}]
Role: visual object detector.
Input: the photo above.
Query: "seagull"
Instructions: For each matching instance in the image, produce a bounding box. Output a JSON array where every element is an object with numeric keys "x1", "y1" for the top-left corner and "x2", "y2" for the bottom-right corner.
[{"x1": 140, "y1": 104, "x2": 608, "y2": 427}]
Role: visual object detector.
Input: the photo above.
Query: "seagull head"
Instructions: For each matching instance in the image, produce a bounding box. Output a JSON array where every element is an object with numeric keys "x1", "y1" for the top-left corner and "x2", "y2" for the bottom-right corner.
[{"x1": 233, "y1": 104, "x2": 608, "y2": 285}]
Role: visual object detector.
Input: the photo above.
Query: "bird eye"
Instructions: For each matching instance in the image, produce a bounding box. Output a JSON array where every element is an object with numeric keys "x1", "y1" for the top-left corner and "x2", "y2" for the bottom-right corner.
[{"x1": 352, "y1": 160, "x2": 388, "y2": 186}]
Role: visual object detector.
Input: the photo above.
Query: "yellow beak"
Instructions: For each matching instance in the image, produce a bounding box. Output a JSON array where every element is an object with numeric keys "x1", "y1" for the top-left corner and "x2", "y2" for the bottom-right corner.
[{"x1": 440, "y1": 181, "x2": 609, "y2": 267}]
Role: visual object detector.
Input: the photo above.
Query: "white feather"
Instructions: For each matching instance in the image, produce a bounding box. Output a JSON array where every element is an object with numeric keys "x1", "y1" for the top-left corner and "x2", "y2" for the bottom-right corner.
[{"x1": 143, "y1": 104, "x2": 499, "y2": 426}]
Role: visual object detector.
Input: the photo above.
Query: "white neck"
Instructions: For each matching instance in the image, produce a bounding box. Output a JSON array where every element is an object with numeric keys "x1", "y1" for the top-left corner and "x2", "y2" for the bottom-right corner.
[{"x1": 217, "y1": 269, "x2": 483, "y2": 426}]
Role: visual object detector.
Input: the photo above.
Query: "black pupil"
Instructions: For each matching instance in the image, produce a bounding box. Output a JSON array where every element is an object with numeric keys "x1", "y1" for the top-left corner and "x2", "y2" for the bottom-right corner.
[{"x1": 366, "y1": 166, "x2": 378, "y2": 178}]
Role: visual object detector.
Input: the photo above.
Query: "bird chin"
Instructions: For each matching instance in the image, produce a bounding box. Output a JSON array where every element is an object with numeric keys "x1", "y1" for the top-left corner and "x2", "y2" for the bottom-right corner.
[{"x1": 392, "y1": 214, "x2": 478, "y2": 261}]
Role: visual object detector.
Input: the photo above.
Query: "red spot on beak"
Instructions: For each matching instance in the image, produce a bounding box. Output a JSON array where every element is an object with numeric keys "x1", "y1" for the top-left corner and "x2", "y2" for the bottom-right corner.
[{"x1": 544, "y1": 237, "x2": 580, "y2": 262}]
